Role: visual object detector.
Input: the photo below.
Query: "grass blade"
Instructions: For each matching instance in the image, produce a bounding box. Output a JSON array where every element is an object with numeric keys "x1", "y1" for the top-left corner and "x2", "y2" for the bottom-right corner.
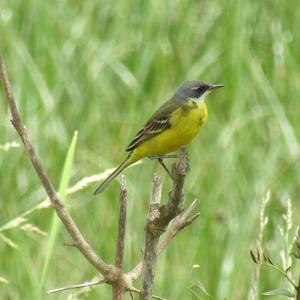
[{"x1": 39, "y1": 131, "x2": 78, "y2": 292}]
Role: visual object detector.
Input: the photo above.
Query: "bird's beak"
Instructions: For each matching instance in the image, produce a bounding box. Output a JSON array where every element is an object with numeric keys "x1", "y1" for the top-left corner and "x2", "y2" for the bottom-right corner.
[{"x1": 208, "y1": 84, "x2": 224, "y2": 91}]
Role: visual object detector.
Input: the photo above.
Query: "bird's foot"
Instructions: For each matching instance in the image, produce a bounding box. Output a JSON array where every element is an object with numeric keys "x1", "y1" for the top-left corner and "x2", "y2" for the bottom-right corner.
[{"x1": 157, "y1": 158, "x2": 175, "y2": 181}]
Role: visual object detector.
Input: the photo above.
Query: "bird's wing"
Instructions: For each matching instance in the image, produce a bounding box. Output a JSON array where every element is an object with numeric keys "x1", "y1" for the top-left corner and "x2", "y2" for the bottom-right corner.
[{"x1": 125, "y1": 100, "x2": 180, "y2": 152}]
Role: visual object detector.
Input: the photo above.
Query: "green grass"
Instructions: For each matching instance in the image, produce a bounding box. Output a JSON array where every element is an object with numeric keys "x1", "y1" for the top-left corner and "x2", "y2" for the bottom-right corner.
[
  {"x1": 39, "y1": 131, "x2": 77, "y2": 295},
  {"x1": 1, "y1": 0, "x2": 300, "y2": 299}
]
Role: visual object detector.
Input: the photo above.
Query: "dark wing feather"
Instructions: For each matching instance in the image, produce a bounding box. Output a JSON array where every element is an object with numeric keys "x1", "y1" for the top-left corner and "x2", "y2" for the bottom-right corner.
[{"x1": 126, "y1": 100, "x2": 179, "y2": 152}]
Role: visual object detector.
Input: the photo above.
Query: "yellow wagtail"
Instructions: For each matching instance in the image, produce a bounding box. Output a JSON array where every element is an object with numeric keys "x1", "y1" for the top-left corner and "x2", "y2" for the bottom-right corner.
[{"x1": 94, "y1": 80, "x2": 223, "y2": 194}]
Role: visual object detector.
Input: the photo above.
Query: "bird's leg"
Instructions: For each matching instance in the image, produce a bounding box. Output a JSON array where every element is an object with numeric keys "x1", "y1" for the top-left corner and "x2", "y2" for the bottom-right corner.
[
  {"x1": 157, "y1": 158, "x2": 174, "y2": 180},
  {"x1": 148, "y1": 154, "x2": 176, "y2": 180},
  {"x1": 148, "y1": 154, "x2": 177, "y2": 160}
]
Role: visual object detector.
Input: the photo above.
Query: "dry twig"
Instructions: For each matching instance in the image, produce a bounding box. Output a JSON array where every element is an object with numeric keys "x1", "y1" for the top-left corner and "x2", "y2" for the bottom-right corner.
[
  {"x1": 141, "y1": 175, "x2": 163, "y2": 299},
  {"x1": 115, "y1": 176, "x2": 128, "y2": 270},
  {"x1": 48, "y1": 279, "x2": 106, "y2": 294},
  {"x1": 112, "y1": 176, "x2": 129, "y2": 300}
]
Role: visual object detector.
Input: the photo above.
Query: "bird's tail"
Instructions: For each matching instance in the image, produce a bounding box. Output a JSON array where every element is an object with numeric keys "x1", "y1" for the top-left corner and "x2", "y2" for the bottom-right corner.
[{"x1": 94, "y1": 155, "x2": 133, "y2": 195}]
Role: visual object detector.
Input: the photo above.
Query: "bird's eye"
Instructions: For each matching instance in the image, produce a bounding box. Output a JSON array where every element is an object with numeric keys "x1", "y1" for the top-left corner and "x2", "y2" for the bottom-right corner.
[{"x1": 193, "y1": 86, "x2": 206, "y2": 93}]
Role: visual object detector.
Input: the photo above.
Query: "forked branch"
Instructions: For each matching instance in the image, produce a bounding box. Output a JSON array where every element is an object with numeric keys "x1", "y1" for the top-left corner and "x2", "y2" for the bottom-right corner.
[
  {"x1": 140, "y1": 148, "x2": 190, "y2": 299},
  {"x1": 1, "y1": 53, "x2": 200, "y2": 300}
]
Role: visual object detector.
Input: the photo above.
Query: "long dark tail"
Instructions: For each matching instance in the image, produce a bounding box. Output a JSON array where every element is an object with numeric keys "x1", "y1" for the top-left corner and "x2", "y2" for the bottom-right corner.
[{"x1": 94, "y1": 156, "x2": 132, "y2": 195}]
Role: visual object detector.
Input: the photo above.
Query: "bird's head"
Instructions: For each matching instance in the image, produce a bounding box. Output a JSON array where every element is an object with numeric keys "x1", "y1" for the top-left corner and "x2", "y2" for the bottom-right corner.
[{"x1": 174, "y1": 80, "x2": 223, "y2": 100}]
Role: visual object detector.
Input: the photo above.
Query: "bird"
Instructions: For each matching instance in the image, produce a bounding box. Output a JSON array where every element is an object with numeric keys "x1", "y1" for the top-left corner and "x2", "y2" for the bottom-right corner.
[{"x1": 94, "y1": 80, "x2": 223, "y2": 194}]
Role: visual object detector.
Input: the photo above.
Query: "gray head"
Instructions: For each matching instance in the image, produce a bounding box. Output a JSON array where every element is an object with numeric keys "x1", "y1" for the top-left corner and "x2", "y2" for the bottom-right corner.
[{"x1": 174, "y1": 80, "x2": 223, "y2": 100}]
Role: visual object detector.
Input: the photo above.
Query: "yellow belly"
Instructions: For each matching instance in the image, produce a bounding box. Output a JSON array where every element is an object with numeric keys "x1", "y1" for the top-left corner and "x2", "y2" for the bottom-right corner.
[{"x1": 131, "y1": 100, "x2": 208, "y2": 161}]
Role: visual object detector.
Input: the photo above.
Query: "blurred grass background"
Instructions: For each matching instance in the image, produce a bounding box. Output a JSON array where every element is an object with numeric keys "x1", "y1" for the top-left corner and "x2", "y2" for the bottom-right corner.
[{"x1": 1, "y1": 0, "x2": 300, "y2": 299}]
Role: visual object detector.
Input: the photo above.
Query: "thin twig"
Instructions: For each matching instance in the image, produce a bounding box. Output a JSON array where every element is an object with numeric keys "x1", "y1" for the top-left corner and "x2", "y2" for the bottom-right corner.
[
  {"x1": 47, "y1": 279, "x2": 106, "y2": 294},
  {"x1": 111, "y1": 176, "x2": 128, "y2": 300},
  {"x1": 0, "y1": 54, "x2": 116, "y2": 280},
  {"x1": 115, "y1": 175, "x2": 128, "y2": 269},
  {"x1": 130, "y1": 287, "x2": 167, "y2": 300}
]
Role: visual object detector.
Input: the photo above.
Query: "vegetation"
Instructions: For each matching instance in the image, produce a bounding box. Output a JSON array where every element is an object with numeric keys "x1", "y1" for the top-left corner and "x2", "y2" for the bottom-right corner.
[{"x1": 1, "y1": 0, "x2": 300, "y2": 299}]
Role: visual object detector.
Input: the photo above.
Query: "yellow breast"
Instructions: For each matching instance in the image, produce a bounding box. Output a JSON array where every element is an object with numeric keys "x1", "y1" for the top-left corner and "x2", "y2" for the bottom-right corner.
[{"x1": 131, "y1": 99, "x2": 208, "y2": 160}]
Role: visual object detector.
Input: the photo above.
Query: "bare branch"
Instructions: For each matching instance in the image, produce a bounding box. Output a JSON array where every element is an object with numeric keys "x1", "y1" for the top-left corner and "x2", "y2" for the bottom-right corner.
[
  {"x1": 115, "y1": 176, "x2": 128, "y2": 269},
  {"x1": 0, "y1": 54, "x2": 116, "y2": 280},
  {"x1": 127, "y1": 199, "x2": 200, "y2": 282},
  {"x1": 140, "y1": 148, "x2": 189, "y2": 299},
  {"x1": 141, "y1": 175, "x2": 163, "y2": 299},
  {"x1": 158, "y1": 148, "x2": 189, "y2": 228},
  {"x1": 47, "y1": 279, "x2": 106, "y2": 294},
  {"x1": 1, "y1": 53, "x2": 201, "y2": 299},
  {"x1": 150, "y1": 174, "x2": 163, "y2": 206},
  {"x1": 156, "y1": 199, "x2": 200, "y2": 255}
]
